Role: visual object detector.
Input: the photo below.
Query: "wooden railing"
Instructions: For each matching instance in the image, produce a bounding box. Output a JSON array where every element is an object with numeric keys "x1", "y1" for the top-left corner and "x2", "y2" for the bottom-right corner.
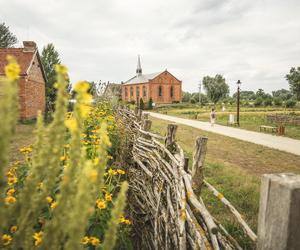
[{"x1": 117, "y1": 106, "x2": 300, "y2": 250}]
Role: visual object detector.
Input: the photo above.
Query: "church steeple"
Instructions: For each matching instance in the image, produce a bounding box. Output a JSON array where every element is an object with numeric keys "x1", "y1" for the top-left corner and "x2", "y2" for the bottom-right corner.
[{"x1": 136, "y1": 55, "x2": 142, "y2": 76}]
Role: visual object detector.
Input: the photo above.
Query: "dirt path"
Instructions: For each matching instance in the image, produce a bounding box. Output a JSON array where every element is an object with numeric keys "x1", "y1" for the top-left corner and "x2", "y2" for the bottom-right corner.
[{"x1": 148, "y1": 112, "x2": 300, "y2": 156}]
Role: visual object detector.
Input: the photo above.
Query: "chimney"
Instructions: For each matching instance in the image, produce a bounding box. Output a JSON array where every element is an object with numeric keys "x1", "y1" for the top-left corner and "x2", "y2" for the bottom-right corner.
[{"x1": 23, "y1": 41, "x2": 37, "y2": 52}]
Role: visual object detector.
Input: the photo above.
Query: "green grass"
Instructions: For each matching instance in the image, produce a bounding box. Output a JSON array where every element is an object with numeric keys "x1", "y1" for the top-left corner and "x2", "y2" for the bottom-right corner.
[
  {"x1": 154, "y1": 104, "x2": 300, "y2": 140},
  {"x1": 150, "y1": 117, "x2": 300, "y2": 249}
]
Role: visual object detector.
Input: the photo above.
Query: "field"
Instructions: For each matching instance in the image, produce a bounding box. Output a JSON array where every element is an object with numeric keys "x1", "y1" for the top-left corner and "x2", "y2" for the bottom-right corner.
[
  {"x1": 154, "y1": 103, "x2": 300, "y2": 140},
  {"x1": 150, "y1": 117, "x2": 300, "y2": 249}
]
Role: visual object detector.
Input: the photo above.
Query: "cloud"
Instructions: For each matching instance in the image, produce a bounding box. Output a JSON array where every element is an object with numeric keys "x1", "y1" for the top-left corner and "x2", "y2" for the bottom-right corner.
[{"x1": 0, "y1": 0, "x2": 299, "y2": 94}]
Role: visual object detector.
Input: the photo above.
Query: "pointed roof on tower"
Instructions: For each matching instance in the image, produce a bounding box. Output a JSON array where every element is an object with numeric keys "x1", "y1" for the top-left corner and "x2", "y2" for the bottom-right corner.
[{"x1": 136, "y1": 55, "x2": 142, "y2": 76}]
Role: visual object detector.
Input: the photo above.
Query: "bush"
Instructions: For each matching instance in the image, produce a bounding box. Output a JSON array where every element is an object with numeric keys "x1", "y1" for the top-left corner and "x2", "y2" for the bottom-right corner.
[
  {"x1": 254, "y1": 97, "x2": 263, "y2": 107},
  {"x1": 273, "y1": 97, "x2": 283, "y2": 106},
  {"x1": 139, "y1": 98, "x2": 145, "y2": 110},
  {"x1": 147, "y1": 98, "x2": 153, "y2": 110},
  {"x1": 285, "y1": 99, "x2": 297, "y2": 108},
  {"x1": 263, "y1": 98, "x2": 273, "y2": 106},
  {"x1": 190, "y1": 98, "x2": 196, "y2": 104}
]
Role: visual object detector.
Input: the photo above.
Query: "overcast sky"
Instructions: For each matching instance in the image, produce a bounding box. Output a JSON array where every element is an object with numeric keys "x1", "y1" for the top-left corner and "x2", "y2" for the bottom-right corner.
[{"x1": 1, "y1": 0, "x2": 299, "y2": 94}]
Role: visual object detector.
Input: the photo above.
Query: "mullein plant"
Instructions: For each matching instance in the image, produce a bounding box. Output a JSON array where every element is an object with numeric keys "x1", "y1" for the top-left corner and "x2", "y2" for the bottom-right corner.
[{"x1": 0, "y1": 57, "x2": 129, "y2": 249}]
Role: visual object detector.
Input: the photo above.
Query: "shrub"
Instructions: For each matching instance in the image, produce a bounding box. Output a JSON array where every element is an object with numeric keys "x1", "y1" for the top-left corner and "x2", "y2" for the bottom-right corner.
[
  {"x1": 263, "y1": 98, "x2": 273, "y2": 106},
  {"x1": 190, "y1": 98, "x2": 196, "y2": 104},
  {"x1": 147, "y1": 98, "x2": 153, "y2": 110},
  {"x1": 254, "y1": 97, "x2": 263, "y2": 107},
  {"x1": 139, "y1": 98, "x2": 145, "y2": 110},
  {"x1": 273, "y1": 97, "x2": 283, "y2": 106},
  {"x1": 285, "y1": 99, "x2": 297, "y2": 108},
  {"x1": 0, "y1": 58, "x2": 130, "y2": 249}
]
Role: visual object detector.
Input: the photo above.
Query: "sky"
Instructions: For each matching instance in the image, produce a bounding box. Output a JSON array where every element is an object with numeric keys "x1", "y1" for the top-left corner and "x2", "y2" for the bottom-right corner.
[{"x1": 1, "y1": 0, "x2": 300, "y2": 94}]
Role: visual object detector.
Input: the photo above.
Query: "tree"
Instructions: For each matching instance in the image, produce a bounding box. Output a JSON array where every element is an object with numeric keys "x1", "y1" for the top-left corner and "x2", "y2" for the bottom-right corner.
[
  {"x1": 148, "y1": 98, "x2": 153, "y2": 110},
  {"x1": 139, "y1": 98, "x2": 145, "y2": 110},
  {"x1": 286, "y1": 67, "x2": 300, "y2": 100},
  {"x1": 0, "y1": 22, "x2": 18, "y2": 48},
  {"x1": 233, "y1": 90, "x2": 255, "y2": 100},
  {"x1": 273, "y1": 97, "x2": 283, "y2": 106},
  {"x1": 182, "y1": 92, "x2": 192, "y2": 102},
  {"x1": 202, "y1": 75, "x2": 229, "y2": 104},
  {"x1": 41, "y1": 44, "x2": 62, "y2": 112},
  {"x1": 272, "y1": 89, "x2": 293, "y2": 101},
  {"x1": 256, "y1": 89, "x2": 266, "y2": 98}
]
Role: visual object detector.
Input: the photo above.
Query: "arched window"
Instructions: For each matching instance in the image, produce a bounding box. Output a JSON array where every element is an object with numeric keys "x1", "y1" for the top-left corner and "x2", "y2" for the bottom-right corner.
[
  {"x1": 130, "y1": 87, "x2": 133, "y2": 97},
  {"x1": 170, "y1": 86, "x2": 174, "y2": 98},
  {"x1": 158, "y1": 85, "x2": 163, "y2": 97},
  {"x1": 143, "y1": 86, "x2": 147, "y2": 97},
  {"x1": 136, "y1": 86, "x2": 140, "y2": 97},
  {"x1": 125, "y1": 87, "x2": 128, "y2": 97}
]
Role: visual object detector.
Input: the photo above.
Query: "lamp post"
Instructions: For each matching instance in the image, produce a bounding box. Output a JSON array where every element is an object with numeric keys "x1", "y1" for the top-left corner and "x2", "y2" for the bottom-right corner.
[{"x1": 236, "y1": 80, "x2": 241, "y2": 126}]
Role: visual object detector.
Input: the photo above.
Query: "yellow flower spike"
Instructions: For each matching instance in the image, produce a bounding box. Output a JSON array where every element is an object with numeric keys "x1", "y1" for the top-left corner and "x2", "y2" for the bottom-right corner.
[
  {"x1": 90, "y1": 237, "x2": 100, "y2": 247},
  {"x1": 54, "y1": 64, "x2": 68, "y2": 75},
  {"x1": 5, "y1": 196, "x2": 16, "y2": 204},
  {"x1": 81, "y1": 236, "x2": 90, "y2": 245},
  {"x1": 105, "y1": 193, "x2": 112, "y2": 202},
  {"x1": 88, "y1": 169, "x2": 98, "y2": 183},
  {"x1": 74, "y1": 81, "x2": 90, "y2": 93},
  {"x1": 7, "y1": 176, "x2": 17, "y2": 185},
  {"x1": 33, "y1": 231, "x2": 43, "y2": 246},
  {"x1": 10, "y1": 225, "x2": 18, "y2": 233},
  {"x1": 2, "y1": 234, "x2": 12, "y2": 246},
  {"x1": 60, "y1": 155, "x2": 67, "y2": 161},
  {"x1": 117, "y1": 169, "x2": 125, "y2": 175},
  {"x1": 5, "y1": 55, "x2": 20, "y2": 81},
  {"x1": 96, "y1": 199, "x2": 106, "y2": 209},
  {"x1": 6, "y1": 188, "x2": 16, "y2": 196},
  {"x1": 46, "y1": 196, "x2": 53, "y2": 204},
  {"x1": 50, "y1": 201, "x2": 58, "y2": 209},
  {"x1": 93, "y1": 158, "x2": 99, "y2": 165},
  {"x1": 64, "y1": 117, "x2": 78, "y2": 133}
]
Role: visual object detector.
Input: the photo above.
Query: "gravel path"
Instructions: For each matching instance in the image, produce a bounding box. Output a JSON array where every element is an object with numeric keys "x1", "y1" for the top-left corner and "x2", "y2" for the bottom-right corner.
[{"x1": 148, "y1": 112, "x2": 300, "y2": 156}]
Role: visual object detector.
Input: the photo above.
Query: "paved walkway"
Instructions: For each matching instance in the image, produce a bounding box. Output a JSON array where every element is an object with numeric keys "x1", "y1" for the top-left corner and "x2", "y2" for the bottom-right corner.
[{"x1": 148, "y1": 112, "x2": 300, "y2": 156}]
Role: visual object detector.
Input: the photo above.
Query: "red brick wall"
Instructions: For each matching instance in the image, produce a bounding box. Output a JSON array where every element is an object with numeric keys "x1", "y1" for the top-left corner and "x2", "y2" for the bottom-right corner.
[
  {"x1": 121, "y1": 71, "x2": 182, "y2": 104},
  {"x1": 19, "y1": 54, "x2": 46, "y2": 119}
]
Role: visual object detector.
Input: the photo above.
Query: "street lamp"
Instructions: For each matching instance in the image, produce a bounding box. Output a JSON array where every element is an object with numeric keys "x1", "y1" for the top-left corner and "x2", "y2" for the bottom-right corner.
[{"x1": 236, "y1": 80, "x2": 241, "y2": 126}]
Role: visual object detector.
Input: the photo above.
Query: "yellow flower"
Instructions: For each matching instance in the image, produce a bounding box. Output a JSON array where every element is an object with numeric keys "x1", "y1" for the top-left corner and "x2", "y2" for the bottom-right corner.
[
  {"x1": 2, "y1": 234, "x2": 12, "y2": 246},
  {"x1": 81, "y1": 236, "x2": 90, "y2": 245},
  {"x1": 60, "y1": 155, "x2": 67, "y2": 161},
  {"x1": 79, "y1": 104, "x2": 91, "y2": 118},
  {"x1": 96, "y1": 199, "x2": 106, "y2": 209},
  {"x1": 50, "y1": 201, "x2": 58, "y2": 209},
  {"x1": 54, "y1": 64, "x2": 68, "y2": 75},
  {"x1": 93, "y1": 158, "x2": 100, "y2": 165},
  {"x1": 10, "y1": 225, "x2": 17, "y2": 233},
  {"x1": 105, "y1": 193, "x2": 112, "y2": 202},
  {"x1": 107, "y1": 168, "x2": 117, "y2": 176},
  {"x1": 46, "y1": 196, "x2": 53, "y2": 204},
  {"x1": 33, "y1": 231, "x2": 43, "y2": 246},
  {"x1": 90, "y1": 237, "x2": 100, "y2": 246},
  {"x1": 5, "y1": 55, "x2": 20, "y2": 81},
  {"x1": 7, "y1": 188, "x2": 16, "y2": 196},
  {"x1": 5, "y1": 196, "x2": 16, "y2": 204},
  {"x1": 38, "y1": 182, "x2": 43, "y2": 189},
  {"x1": 65, "y1": 117, "x2": 78, "y2": 132},
  {"x1": 64, "y1": 144, "x2": 70, "y2": 148},
  {"x1": 7, "y1": 176, "x2": 17, "y2": 185},
  {"x1": 180, "y1": 209, "x2": 186, "y2": 221},
  {"x1": 74, "y1": 81, "x2": 90, "y2": 93},
  {"x1": 119, "y1": 216, "x2": 131, "y2": 225},
  {"x1": 117, "y1": 169, "x2": 125, "y2": 175}
]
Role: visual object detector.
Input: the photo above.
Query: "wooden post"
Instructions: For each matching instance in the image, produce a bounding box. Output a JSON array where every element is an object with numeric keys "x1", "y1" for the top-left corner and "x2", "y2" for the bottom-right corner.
[
  {"x1": 191, "y1": 136, "x2": 208, "y2": 197},
  {"x1": 134, "y1": 107, "x2": 139, "y2": 116},
  {"x1": 165, "y1": 124, "x2": 177, "y2": 153},
  {"x1": 142, "y1": 113, "x2": 149, "y2": 120},
  {"x1": 257, "y1": 173, "x2": 300, "y2": 250},
  {"x1": 184, "y1": 157, "x2": 189, "y2": 172},
  {"x1": 143, "y1": 119, "x2": 152, "y2": 132}
]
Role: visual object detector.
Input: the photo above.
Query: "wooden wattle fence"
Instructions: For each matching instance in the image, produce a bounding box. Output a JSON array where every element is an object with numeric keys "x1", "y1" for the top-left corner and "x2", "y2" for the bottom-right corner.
[{"x1": 117, "y1": 106, "x2": 257, "y2": 250}]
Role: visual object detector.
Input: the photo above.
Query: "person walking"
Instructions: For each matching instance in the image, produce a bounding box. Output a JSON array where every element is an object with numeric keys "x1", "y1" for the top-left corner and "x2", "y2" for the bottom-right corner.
[{"x1": 210, "y1": 108, "x2": 216, "y2": 126}]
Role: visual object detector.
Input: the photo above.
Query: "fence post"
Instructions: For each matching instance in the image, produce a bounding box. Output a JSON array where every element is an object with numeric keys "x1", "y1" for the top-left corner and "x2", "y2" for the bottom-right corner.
[
  {"x1": 191, "y1": 136, "x2": 208, "y2": 197},
  {"x1": 143, "y1": 119, "x2": 152, "y2": 132},
  {"x1": 165, "y1": 124, "x2": 177, "y2": 153},
  {"x1": 257, "y1": 173, "x2": 300, "y2": 250}
]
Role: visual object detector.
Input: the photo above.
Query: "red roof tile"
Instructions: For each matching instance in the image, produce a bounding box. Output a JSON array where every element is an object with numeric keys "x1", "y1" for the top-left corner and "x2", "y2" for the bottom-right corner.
[{"x1": 0, "y1": 48, "x2": 35, "y2": 76}]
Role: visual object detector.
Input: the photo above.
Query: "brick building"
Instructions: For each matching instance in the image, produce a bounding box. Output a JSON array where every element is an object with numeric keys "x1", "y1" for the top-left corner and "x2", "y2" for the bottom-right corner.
[
  {"x1": 121, "y1": 56, "x2": 182, "y2": 104},
  {"x1": 0, "y1": 41, "x2": 46, "y2": 119}
]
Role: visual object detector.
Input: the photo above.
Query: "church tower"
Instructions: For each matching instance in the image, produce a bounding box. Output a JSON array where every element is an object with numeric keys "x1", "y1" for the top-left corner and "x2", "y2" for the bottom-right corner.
[{"x1": 136, "y1": 55, "x2": 142, "y2": 76}]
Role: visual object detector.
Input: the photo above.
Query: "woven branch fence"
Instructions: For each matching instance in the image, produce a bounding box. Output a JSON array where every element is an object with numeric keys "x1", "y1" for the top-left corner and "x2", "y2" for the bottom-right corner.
[{"x1": 117, "y1": 106, "x2": 257, "y2": 250}]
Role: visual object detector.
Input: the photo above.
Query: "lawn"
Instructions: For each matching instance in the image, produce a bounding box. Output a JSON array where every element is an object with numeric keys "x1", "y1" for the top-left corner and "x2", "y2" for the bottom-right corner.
[
  {"x1": 9, "y1": 123, "x2": 36, "y2": 163},
  {"x1": 154, "y1": 104, "x2": 300, "y2": 140},
  {"x1": 150, "y1": 117, "x2": 300, "y2": 249}
]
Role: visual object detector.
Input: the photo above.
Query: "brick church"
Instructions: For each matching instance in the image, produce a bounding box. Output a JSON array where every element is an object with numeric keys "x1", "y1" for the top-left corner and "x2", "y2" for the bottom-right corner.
[
  {"x1": 121, "y1": 56, "x2": 182, "y2": 104},
  {"x1": 0, "y1": 41, "x2": 46, "y2": 119}
]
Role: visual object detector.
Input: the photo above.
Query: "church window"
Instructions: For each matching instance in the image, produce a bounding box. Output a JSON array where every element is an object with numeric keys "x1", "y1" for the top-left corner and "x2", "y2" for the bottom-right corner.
[
  {"x1": 125, "y1": 87, "x2": 128, "y2": 97},
  {"x1": 170, "y1": 86, "x2": 174, "y2": 98},
  {"x1": 130, "y1": 86, "x2": 133, "y2": 97},
  {"x1": 143, "y1": 86, "x2": 147, "y2": 97},
  {"x1": 158, "y1": 86, "x2": 163, "y2": 97},
  {"x1": 136, "y1": 86, "x2": 140, "y2": 97}
]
